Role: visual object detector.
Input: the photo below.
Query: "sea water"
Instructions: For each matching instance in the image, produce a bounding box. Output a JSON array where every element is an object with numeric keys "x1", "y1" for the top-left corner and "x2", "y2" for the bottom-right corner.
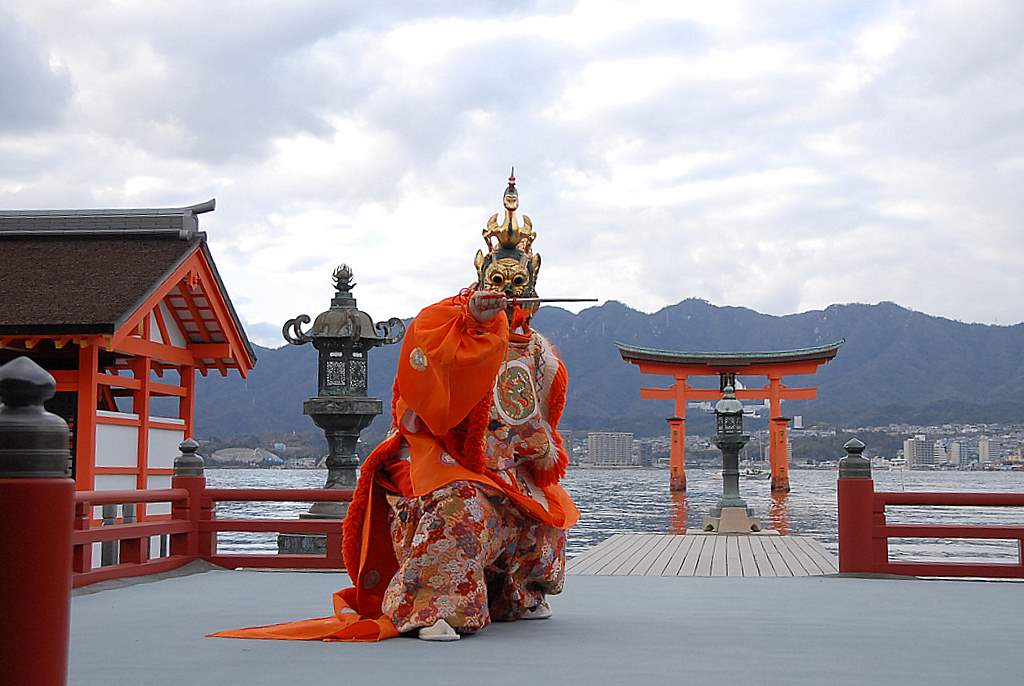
[{"x1": 207, "y1": 467, "x2": 1024, "y2": 563}]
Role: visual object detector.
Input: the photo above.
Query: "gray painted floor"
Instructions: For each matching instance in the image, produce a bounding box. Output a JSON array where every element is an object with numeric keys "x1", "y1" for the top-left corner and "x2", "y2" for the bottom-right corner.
[{"x1": 70, "y1": 569, "x2": 1024, "y2": 686}]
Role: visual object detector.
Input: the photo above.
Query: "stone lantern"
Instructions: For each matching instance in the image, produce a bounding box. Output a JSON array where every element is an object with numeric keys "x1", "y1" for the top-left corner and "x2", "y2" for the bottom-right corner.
[
  {"x1": 703, "y1": 385, "x2": 761, "y2": 533},
  {"x1": 278, "y1": 265, "x2": 404, "y2": 551}
]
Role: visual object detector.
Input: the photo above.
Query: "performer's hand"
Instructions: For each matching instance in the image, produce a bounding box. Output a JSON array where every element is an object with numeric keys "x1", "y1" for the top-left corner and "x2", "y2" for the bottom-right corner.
[{"x1": 469, "y1": 291, "x2": 507, "y2": 322}]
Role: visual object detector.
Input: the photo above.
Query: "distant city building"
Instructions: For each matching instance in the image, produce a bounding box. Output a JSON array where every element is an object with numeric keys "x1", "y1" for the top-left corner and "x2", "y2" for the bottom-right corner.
[
  {"x1": 588, "y1": 432, "x2": 634, "y2": 466},
  {"x1": 636, "y1": 440, "x2": 654, "y2": 467},
  {"x1": 946, "y1": 440, "x2": 968, "y2": 467},
  {"x1": 559, "y1": 430, "x2": 577, "y2": 464},
  {"x1": 903, "y1": 435, "x2": 936, "y2": 467},
  {"x1": 979, "y1": 436, "x2": 992, "y2": 464}
]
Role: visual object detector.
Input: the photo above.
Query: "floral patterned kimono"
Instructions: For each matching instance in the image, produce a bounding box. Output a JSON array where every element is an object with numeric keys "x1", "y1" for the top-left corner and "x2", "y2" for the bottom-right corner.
[
  {"x1": 381, "y1": 325, "x2": 572, "y2": 632},
  {"x1": 211, "y1": 292, "x2": 578, "y2": 642}
]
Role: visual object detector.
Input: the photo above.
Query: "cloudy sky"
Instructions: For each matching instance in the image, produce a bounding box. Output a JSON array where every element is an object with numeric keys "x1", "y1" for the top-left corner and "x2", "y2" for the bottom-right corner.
[{"x1": 2, "y1": 1, "x2": 1022, "y2": 346}]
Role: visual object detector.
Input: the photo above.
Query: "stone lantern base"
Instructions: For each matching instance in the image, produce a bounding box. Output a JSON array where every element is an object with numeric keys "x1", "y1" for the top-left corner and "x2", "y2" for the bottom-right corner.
[
  {"x1": 277, "y1": 501, "x2": 351, "y2": 558},
  {"x1": 277, "y1": 533, "x2": 328, "y2": 556},
  {"x1": 703, "y1": 506, "x2": 761, "y2": 534}
]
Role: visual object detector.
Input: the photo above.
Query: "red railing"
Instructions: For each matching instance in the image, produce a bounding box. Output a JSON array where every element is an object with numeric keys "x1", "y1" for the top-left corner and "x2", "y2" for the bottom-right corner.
[
  {"x1": 72, "y1": 476, "x2": 353, "y2": 588},
  {"x1": 838, "y1": 469, "x2": 1024, "y2": 578}
]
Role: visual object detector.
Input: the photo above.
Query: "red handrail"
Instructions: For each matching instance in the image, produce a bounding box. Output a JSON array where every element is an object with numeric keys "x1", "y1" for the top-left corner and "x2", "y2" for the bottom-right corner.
[
  {"x1": 203, "y1": 487, "x2": 353, "y2": 502},
  {"x1": 75, "y1": 488, "x2": 189, "y2": 505},
  {"x1": 876, "y1": 491, "x2": 1024, "y2": 507},
  {"x1": 70, "y1": 478, "x2": 354, "y2": 587},
  {"x1": 838, "y1": 474, "x2": 1024, "y2": 578}
]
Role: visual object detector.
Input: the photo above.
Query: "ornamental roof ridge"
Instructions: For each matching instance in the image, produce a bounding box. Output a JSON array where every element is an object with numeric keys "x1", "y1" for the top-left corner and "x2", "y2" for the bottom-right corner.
[{"x1": 0, "y1": 199, "x2": 215, "y2": 240}]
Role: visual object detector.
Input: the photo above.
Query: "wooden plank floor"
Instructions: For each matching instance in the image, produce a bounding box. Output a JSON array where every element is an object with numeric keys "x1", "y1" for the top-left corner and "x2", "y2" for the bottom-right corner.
[{"x1": 567, "y1": 534, "x2": 838, "y2": 577}]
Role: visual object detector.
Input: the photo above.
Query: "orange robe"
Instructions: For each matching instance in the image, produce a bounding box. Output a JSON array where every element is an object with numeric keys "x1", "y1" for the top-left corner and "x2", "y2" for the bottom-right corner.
[{"x1": 211, "y1": 292, "x2": 578, "y2": 642}]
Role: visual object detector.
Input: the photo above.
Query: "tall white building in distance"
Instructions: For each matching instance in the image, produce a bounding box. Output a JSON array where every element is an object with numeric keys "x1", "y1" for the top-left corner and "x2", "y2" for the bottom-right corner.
[
  {"x1": 903, "y1": 435, "x2": 935, "y2": 468},
  {"x1": 587, "y1": 432, "x2": 634, "y2": 466}
]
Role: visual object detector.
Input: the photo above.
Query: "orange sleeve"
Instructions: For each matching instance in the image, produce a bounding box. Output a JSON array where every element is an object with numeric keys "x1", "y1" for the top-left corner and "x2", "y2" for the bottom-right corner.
[{"x1": 396, "y1": 294, "x2": 509, "y2": 436}]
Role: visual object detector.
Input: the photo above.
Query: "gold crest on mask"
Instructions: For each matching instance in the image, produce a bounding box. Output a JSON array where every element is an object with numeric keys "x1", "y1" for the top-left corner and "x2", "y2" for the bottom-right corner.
[{"x1": 475, "y1": 169, "x2": 542, "y2": 300}]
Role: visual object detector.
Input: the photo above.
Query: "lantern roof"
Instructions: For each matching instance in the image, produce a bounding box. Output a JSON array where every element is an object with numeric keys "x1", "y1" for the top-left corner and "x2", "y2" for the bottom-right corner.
[
  {"x1": 715, "y1": 385, "x2": 744, "y2": 415},
  {"x1": 282, "y1": 265, "x2": 405, "y2": 348}
]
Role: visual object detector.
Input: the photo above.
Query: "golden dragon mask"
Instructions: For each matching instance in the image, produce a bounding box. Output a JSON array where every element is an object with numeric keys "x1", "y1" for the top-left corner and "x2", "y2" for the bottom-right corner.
[{"x1": 474, "y1": 169, "x2": 542, "y2": 301}]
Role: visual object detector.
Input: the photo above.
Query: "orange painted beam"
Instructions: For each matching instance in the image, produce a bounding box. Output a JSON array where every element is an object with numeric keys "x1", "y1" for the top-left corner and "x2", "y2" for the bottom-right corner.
[
  {"x1": 96, "y1": 374, "x2": 142, "y2": 390},
  {"x1": 641, "y1": 386, "x2": 818, "y2": 401},
  {"x1": 114, "y1": 337, "x2": 193, "y2": 366},
  {"x1": 150, "y1": 420, "x2": 187, "y2": 431},
  {"x1": 150, "y1": 381, "x2": 187, "y2": 397},
  {"x1": 190, "y1": 343, "x2": 231, "y2": 358},
  {"x1": 684, "y1": 387, "x2": 817, "y2": 401},
  {"x1": 640, "y1": 387, "x2": 675, "y2": 400},
  {"x1": 51, "y1": 371, "x2": 78, "y2": 386},
  {"x1": 96, "y1": 415, "x2": 140, "y2": 427}
]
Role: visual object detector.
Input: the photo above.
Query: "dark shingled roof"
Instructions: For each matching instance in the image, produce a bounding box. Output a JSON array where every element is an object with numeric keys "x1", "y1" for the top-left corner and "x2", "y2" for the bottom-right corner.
[
  {"x1": 0, "y1": 200, "x2": 255, "y2": 367},
  {"x1": 0, "y1": 236, "x2": 199, "y2": 333}
]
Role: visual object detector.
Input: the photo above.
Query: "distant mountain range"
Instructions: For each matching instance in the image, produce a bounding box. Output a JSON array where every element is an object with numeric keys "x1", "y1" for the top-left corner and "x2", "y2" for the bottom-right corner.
[{"x1": 194, "y1": 299, "x2": 1024, "y2": 441}]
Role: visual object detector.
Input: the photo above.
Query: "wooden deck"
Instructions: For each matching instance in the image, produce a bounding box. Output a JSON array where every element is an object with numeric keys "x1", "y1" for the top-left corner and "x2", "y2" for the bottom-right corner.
[{"x1": 567, "y1": 533, "x2": 838, "y2": 577}]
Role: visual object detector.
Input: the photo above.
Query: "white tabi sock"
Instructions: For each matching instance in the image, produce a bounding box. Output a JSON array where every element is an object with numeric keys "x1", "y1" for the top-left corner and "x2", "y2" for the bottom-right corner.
[
  {"x1": 522, "y1": 601, "x2": 552, "y2": 620},
  {"x1": 418, "y1": 619, "x2": 460, "y2": 641}
]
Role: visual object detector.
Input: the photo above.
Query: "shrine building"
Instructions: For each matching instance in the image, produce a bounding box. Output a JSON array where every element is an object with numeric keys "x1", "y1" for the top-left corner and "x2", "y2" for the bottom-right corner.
[{"x1": 0, "y1": 199, "x2": 255, "y2": 508}]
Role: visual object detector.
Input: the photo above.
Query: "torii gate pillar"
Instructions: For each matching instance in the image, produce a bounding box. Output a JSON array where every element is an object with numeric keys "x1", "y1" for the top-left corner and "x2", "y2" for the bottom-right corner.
[
  {"x1": 667, "y1": 416, "x2": 686, "y2": 491},
  {"x1": 769, "y1": 417, "x2": 791, "y2": 493}
]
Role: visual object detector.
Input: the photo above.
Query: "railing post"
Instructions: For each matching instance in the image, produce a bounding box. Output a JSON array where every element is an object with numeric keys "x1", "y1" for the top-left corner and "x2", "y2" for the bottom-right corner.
[
  {"x1": 0, "y1": 357, "x2": 75, "y2": 686},
  {"x1": 838, "y1": 437, "x2": 876, "y2": 574},
  {"x1": 73, "y1": 499, "x2": 92, "y2": 574},
  {"x1": 171, "y1": 438, "x2": 208, "y2": 560},
  {"x1": 101, "y1": 504, "x2": 118, "y2": 566}
]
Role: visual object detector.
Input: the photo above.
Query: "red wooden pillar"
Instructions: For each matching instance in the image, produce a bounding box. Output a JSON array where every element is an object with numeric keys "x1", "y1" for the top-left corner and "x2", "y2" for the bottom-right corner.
[
  {"x1": 0, "y1": 357, "x2": 75, "y2": 686},
  {"x1": 170, "y1": 438, "x2": 212, "y2": 560},
  {"x1": 667, "y1": 416, "x2": 686, "y2": 491},
  {"x1": 171, "y1": 473, "x2": 206, "y2": 560},
  {"x1": 768, "y1": 375, "x2": 791, "y2": 493},
  {"x1": 668, "y1": 375, "x2": 688, "y2": 491},
  {"x1": 132, "y1": 356, "x2": 152, "y2": 524},
  {"x1": 837, "y1": 438, "x2": 876, "y2": 573},
  {"x1": 75, "y1": 342, "x2": 99, "y2": 490}
]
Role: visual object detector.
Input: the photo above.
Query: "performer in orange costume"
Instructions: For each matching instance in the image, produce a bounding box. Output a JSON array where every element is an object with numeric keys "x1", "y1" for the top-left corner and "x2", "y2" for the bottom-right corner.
[{"x1": 213, "y1": 172, "x2": 578, "y2": 643}]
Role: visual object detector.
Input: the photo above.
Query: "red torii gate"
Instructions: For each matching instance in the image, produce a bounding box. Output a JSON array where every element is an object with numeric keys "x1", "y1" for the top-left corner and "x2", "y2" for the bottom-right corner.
[{"x1": 617, "y1": 341, "x2": 843, "y2": 493}]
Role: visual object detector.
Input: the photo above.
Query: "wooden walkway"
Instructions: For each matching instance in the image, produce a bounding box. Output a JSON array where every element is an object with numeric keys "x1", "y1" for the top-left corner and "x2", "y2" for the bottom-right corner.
[{"x1": 567, "y1": 533, "x2": 838, "y2": 577}]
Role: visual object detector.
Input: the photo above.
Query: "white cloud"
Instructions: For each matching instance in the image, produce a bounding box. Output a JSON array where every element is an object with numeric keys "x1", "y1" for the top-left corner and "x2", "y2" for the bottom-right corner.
[{"x1": 1, "y1": 0, "x2": 1022, "y2": 346}]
